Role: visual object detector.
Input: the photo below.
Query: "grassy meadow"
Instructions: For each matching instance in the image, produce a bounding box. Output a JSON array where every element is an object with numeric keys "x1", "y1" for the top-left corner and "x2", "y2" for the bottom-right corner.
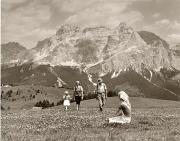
[{"x1": 1, "y1": 97, "x2": 180, "y2": 141}]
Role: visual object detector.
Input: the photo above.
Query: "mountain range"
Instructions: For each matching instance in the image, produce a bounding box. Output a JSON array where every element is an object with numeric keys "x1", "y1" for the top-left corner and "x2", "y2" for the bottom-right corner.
[{"x1": 1, "y1": 23, "x2": 180, "y2": 100}]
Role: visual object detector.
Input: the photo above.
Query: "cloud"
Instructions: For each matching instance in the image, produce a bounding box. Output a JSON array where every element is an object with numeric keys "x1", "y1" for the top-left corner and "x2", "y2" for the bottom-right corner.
[
  {"x1": 155, "y1": 19, "x2": 170, "y2": 25},
  {"x1": 2, "y1": 0, "x2": 54, "y2": 48},
  {"x1": 2, "y1": 0, "x2": 145, "y2": 48},
  {"x1": 2, "y1": 0, "x2": 26, "y2": 10},
  {"x1": 168, "y1": 34, "x2": 180, "y2": 44},
  {"x1": 64, "y1": 1, "x2": 144, "y2": 27},
  {"x1": 170, "y1": 21, "x2": 180, "y2": 31},
  {"x1": 152, "y1": 13, "x2": 160, "y2": 18},
  {"x1": 2, "y1": 0, "x2": 180, "y2": 48}
]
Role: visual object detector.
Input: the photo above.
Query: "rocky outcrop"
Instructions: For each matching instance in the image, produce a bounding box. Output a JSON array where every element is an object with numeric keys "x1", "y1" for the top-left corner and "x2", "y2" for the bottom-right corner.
[{"x1": 170, "y1": 43, "x2": 180, "y2": 70}]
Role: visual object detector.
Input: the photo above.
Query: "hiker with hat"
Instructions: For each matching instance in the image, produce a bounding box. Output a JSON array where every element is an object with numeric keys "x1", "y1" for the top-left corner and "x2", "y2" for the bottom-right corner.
[
  {"x1": 63, "y1": 91, "x2": 71, "y2": 111},
  {"x1": 95, "y1": 78, "x2": 107, "y2": 111},
  {"x1": 73, "y1": 81, "x2": 84, "y2": 111},
  {"x1": 109, "y1": 91, "x2": 131, "y2": 124}
]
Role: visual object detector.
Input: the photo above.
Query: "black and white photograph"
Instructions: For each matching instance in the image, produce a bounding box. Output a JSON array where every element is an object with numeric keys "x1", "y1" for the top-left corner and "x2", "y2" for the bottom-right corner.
[{"x1": 1, "y1": 0, "x2": 180, "y2": 140}]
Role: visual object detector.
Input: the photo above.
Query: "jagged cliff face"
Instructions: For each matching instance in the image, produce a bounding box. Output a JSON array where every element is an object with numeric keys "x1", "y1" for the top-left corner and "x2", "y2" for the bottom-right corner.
[
  {"x1": 171, "y1": 44, "x2": 180, "y2": 70},
  {"x1": 87, "y1": 24, "x2": 173, "y2": 77},
  {"x1": 16, "y1": 23, "x2": 178, "y2": 76},
  {"x1": 25, "y1": 25, "x2": 112, "y2": 66},
  {"x1": 2, "y1": 23, "x2": 179, "y2": 80}
]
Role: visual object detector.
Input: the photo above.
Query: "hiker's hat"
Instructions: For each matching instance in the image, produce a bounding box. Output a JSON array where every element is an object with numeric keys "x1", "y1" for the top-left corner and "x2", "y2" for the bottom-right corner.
[
  {"x1": 64, "y1": 91, "x2": 69, "y2": 94},
  {"x1": 97, "y1": 78, "x2": 103, "y2": 82}
]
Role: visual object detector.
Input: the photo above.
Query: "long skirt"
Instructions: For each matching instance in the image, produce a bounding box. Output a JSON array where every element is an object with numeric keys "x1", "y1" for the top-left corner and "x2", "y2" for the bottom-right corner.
[{"x1": 109, "y1": 115, "x2": 131, "y2": 124}]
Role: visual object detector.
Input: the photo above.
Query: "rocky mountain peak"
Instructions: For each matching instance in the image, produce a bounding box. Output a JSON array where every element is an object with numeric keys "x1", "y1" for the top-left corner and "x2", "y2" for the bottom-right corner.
[
  {"x1": 2, "y1": 23, "x2": 179, "y2": 78},
  {"x1": 56, "y1": 24, "x2": 80, "y2": 37},
  {"x1": 138, "y1": 31, "x2": 169, "y2": 49}
]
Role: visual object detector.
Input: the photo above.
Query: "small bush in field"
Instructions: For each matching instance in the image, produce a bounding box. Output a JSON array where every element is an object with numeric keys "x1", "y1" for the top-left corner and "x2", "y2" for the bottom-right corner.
[
  {"x1": 6, "y1": 90, "x2": 13, "y2": 97},
  {"x1": 36, "y1": 89, "x2": 40, "y2": 94},
  {"x1": 32, "y1": 95, "x2": 35, "y2": 99},
  {"x1": 35, "y1": 101, "x2": 42, "y2": 107},
  {"x1": 56, "y1": 100, "x2": 63, "y2": 106},
  {"x1": 12, "y1": 98, "x2": 16, "y2": 102},
  {"x1": 84, "y1": 93, "x2": 96, "y2": 100},
  {"x1": 16, "y1": 89, "x2": 21, "y2": 95},
  {"x1": 35, "y1": 100, "x2": 55, "y2": 109},
  {"x1": 51, "y1": 102, "x2": 54, "y2": 107},
  {"x1": 1, "y1": 105, "x2": 5, "y2": 110},
  {"x1": 107, "y1": 91, "x2": 117, "y2": 97}
]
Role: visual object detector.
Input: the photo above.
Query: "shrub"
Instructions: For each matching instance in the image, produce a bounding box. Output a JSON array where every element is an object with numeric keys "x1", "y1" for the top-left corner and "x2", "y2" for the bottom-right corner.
[
  {"x1": 51, "y1": 102, "x2": 54, "y2": 107},
  {"x1": 35, "y1": 100, "x2": 55, "y2": 109},
  {"x1": 36, "y1": 89, "x2": 40, "y2": 93},
  {"x1": 1, "y1": 105, "x2": 5, "y2": 110},
  {"x1": 32, "y1": 95, "x2": 35, "y2": 99},
  {"x1": 84, "y1": 93, "x2": 96, "y2": 100},
  {"x1": 16, "y1": 89, "x2": 21, "y2": 95},
  {"x1": 6, "y1": 90, "x2": 13, "y2": 97},
  {"x1": 35, "y1": 101, "x2": 42, "y2": 107},
  {"x1": 12, "y1": 98, "x2": 16, "y2": 102},
  {"x1": 56, "y1": 100, "x2": 63, "y2": 106},
  {"x1": 107, "y1": 91, "x2": 117, "y2": 97}
]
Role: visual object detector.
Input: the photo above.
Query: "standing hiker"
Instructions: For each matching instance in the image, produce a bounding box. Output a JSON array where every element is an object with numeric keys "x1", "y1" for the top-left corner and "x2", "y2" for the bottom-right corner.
[
  {"x1": 95, "y1": 78, "x2": 107, "y2": 111},
  {"x1": 109, "y1": 91, "x2": 131, "y2": 124},
  {"x1": 63, "y1": 91, "x2": 71, "y2": 111},
  {"x1": 73, "y1": 81, "x2": 84, "y2": 111}
]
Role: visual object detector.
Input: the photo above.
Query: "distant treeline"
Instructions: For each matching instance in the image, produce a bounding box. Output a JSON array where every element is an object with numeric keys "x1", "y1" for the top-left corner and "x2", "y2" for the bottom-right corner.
[{"x1": 35, "y1": 91, "x2": 117, "y2": 109}]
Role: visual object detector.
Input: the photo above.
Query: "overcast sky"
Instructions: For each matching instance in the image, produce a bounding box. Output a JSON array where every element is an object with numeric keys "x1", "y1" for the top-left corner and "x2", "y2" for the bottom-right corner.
[{"x1": 2, "y1": 0, "x2": 180, "y2": 48}]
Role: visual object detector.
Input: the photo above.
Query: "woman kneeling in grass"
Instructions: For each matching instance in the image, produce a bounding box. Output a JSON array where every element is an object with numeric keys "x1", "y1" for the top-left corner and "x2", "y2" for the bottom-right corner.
[{"x1": 109, "y1": 91, "x2": 131, "y2": 124}]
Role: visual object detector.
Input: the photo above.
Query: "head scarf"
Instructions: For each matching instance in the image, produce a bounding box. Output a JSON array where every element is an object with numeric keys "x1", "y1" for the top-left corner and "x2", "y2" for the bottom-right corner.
[
  {"x1": 118, "y1": 91, "x2": 131, "y2": 109},
  {"x1": 76, "y1": 81, "x2": 80, "y2": 85}
]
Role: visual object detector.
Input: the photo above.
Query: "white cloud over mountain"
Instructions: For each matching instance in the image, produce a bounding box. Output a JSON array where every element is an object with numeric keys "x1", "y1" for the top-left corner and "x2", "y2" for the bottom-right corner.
[
  {"x1": 155, "y1": 19, "x2": 170, "y2": 25},
  {"x1": 2, "y1": 0, "x2": 180, "y2": 48}
]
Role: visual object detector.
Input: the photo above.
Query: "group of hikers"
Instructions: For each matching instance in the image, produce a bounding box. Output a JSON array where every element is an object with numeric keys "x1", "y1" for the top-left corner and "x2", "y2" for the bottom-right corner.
[{"x1": 63, "y1": 78, "x2": 131, "y2": 124}]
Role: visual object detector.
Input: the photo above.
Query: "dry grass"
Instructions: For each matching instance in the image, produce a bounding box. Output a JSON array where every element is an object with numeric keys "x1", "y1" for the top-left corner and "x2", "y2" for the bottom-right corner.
[{"x1": 1, "y1": 97, "x2": 180, "y2": 141}]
